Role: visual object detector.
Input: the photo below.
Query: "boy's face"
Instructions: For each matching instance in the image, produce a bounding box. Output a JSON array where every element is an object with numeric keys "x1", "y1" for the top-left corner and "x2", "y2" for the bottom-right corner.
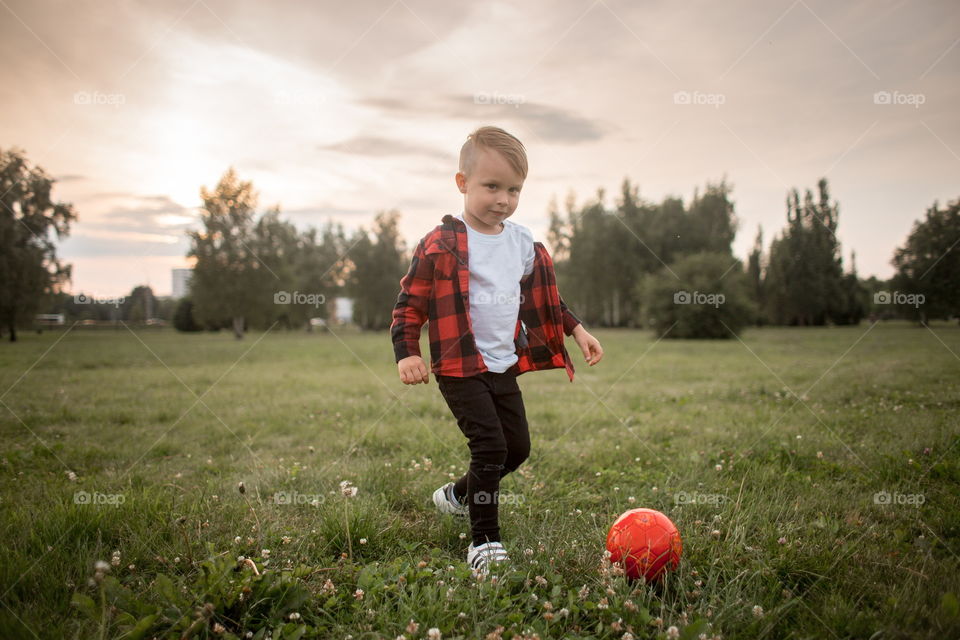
[{"x1": 455, "y1": 147, "x2": 524, "y2": 234}]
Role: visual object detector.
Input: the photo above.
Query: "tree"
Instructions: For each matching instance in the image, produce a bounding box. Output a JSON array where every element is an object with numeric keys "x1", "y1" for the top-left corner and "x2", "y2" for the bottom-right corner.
[
  {"x1": 684, "y1": 180, "x2": 738, "y2": 256},
  {"x1": 289, "y1": 221, "x2": 347, "y2": 330},
  {"x1": 348, "y1": 210, "x2": 406, "y2": 330},
  {"x1": 551, "y1": 178, "x2": 740, "y2": 327},
  {"x1": 764, "y1": 179, "x2": 846, "y2": 325},
  {"x1": 0, "y1": 148, "x2": 76, "y2": 341},
  {"x1": 833, "y1": 251, "x2": 867, "y2": 325},
  {"x1": 891, "y1": 198, "x2": 960, "y2": 323},
  {"x1": 122, "y1": 285, "x2": 156, "y2": 323},
  {"x1": 188, "y1": 168, "x2": 280, "y2": 339},
  {"x1": 250, "y1": 206, "x2": 299, "y2": 329},
  {"x1": 746, "y1": 226, "x2": 766, "y2": 325}
]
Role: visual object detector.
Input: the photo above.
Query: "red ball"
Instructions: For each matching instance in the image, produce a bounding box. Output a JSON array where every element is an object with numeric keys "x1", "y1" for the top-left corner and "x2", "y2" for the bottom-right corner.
[{"x1": 606, "y1": 508, "x2": 682, "y2": 582}]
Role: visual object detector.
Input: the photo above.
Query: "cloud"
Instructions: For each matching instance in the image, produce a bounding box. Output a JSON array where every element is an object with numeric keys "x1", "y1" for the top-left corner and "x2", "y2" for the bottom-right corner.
[
  {"x1": 318, "y1": 136, "x2": 454, "y2": 161},
  {"x1": 359, "y1": 94, "x2": 609, "y2": 144},
  {"x1": 78, "y1": 194, "x2": 200, "y2": 242}
]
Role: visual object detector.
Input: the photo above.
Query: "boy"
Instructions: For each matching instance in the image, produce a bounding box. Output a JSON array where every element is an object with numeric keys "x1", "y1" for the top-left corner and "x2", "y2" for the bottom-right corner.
[{"x1": 390, "y1": 126, "x2": 603, "y2": 577}]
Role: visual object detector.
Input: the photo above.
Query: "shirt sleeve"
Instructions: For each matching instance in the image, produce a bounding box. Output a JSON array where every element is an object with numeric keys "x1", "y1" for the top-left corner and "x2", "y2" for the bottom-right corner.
[
  {"x1": 521, "y1": 227, "x2": 535, "y2": 277},
  {"x1": 390, "y1": 237, "x2": 433, "y2": 362}
]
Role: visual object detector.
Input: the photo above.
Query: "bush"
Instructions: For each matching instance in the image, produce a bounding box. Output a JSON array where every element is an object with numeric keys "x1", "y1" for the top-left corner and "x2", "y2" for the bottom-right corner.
[
  {"x1": 640, "y1": 251, "x2": 755, "y2": 339},
  {"x1": 173, "y1": 298, "x2": 202, "y2": 332}
]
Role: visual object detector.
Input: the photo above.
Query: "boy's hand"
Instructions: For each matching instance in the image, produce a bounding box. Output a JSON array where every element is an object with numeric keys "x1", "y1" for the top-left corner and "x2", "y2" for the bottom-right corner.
[
  {"x1": 398, "y1": 355, "x2": 430, "y2": 385},
  {"x1": 572, "y1": 325, "x2": 603, "y2": 366}
]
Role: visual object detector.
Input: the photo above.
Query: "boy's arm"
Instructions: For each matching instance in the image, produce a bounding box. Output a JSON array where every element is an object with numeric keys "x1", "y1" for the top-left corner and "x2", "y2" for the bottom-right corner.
[
  {"x1": 391, "y1": 238, "x2": 432, "y2": 362},
  {"x1": 559, "y1": 296, "x2": 582, "y2": 337}
]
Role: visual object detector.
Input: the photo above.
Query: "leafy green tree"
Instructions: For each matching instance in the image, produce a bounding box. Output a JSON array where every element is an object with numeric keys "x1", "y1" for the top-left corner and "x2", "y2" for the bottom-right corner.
[
  {"x1": 891, "y1": 198, "x2": 960, "y2": 323},
  {"x1": 833, "y1": 251, "x2": 867, "y2": 325},
  {"x1": 349, "y1": 210, "x2": 406, "y2": 330},
  {"x1": 552, "y1": 178, "x2": 739, "y2": 328},
  {"x1": 0, "y1": 148, "x2": 76, "y2": 342},
  {"x1": 684, "y1": 180, "x2": 738, "y2": 256},
  {"x1": 764, "y1": 179, "x2": 845, "y2": 325},
  {"x1": 286, "y1": 221, "x2": 347, "y2": 331},
  {"x1": 250, "y1": 207, "x2": 299, "y2": 329},
  {"x1": 188, "y1": 168, "x2": 281, "y2": 339},
  {"x1": 122, "y1": 285, "x2": 156, "y2": 323},
  {"x1": 746, "y1": 226, "x2": 766, "y2": 325}
]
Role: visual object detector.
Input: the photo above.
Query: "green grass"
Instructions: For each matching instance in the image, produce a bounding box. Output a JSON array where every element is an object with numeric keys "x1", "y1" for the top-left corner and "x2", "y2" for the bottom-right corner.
[{"x1": 0, "y1": 321, "x2": 958, "y2": 639}]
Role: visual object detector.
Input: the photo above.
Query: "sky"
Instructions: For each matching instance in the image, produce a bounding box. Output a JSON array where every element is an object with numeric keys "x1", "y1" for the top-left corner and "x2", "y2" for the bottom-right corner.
[{"x1": 1, "y1": 0, "x2": 958, "y2": 297}]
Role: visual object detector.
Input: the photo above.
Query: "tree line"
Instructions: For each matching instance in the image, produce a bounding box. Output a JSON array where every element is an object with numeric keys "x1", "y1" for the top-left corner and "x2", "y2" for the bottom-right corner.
[{"x1": 1, "y1": 147, "x2": 957, "y2": 341}]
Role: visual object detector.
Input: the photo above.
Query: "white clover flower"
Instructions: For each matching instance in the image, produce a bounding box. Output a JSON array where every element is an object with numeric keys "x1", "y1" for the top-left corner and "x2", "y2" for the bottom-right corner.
[
  {"x1": 753, "y1": 604, "x2": 764, "y2": 618},
  {"x1": 339, "y1": 480, "x2": 358, "y2": 498}
]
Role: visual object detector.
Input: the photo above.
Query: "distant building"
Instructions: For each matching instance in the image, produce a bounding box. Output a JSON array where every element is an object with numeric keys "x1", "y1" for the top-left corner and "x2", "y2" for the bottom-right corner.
[
  {"x1": 172, "y1": 268, "x2": 193, "y2": 299},
  {"x1": 35, "y1": 314, "x2": 65, "y2": 326},
  {"x1": 333, "y1": 297, "x2": 353, "y2": 324}
]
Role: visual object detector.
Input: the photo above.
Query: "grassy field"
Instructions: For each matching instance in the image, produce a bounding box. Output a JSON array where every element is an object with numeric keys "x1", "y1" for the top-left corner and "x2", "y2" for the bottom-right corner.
[{"x1": 0, "y1": 322, "x2": 958, "y2": 639}]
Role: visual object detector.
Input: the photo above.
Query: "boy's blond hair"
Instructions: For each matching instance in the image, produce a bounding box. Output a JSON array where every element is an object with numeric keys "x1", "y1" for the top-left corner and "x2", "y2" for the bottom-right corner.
[{"x1": 459, "y1": 126, "x2": 528, "y2": 180}]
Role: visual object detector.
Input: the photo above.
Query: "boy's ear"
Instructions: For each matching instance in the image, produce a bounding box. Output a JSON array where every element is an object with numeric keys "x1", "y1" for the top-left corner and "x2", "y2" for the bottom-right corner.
[{"x1": 455, "y1": 172, "x2": 467, "y2": 193}]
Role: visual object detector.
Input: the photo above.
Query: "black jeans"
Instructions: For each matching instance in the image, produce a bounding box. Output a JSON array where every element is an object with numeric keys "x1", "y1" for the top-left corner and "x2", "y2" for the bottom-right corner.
[{"x1": 437, "y1": 369, "x2": 530, "y2": 546}]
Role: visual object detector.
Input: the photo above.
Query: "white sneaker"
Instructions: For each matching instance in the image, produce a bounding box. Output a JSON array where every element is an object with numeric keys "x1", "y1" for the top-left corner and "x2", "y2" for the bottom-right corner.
[
  {"x1": 467, "y1": 541, "x2": 510, "y2": 577},
  {"x1": 432, "y1": 482, "x2": 468, "y2": 517}
]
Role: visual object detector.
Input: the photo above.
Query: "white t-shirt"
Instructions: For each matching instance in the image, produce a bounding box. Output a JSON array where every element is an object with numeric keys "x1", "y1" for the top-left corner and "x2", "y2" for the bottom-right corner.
[{"x1": 457, "y1": 213, "x2": 536, "y2": 372}]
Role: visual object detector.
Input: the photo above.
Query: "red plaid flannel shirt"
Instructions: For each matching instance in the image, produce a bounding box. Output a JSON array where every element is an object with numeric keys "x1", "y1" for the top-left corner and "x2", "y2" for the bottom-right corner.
[{"x1": 391, "y1": 214, "x2": 581, "y2": 381}]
